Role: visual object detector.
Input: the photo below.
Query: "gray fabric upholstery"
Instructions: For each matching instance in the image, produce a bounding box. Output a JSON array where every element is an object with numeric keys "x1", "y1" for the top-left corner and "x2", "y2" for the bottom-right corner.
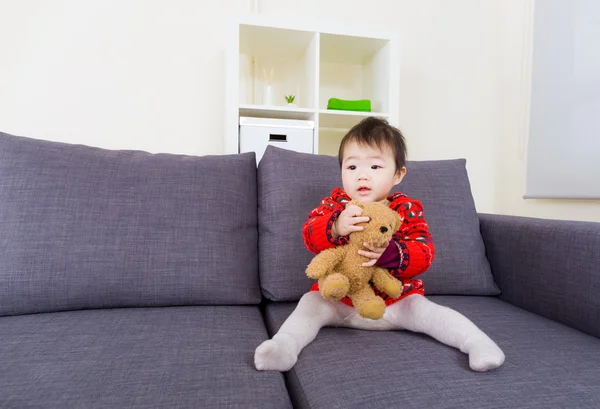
[
  {"x1": 479, "y1": 213, "x2": 600, "y2": 339},
  {"x1": 0, "y1": 306, "x2": 291, "y2": 409},
  {"x1": 257, "y1": 145, "x2": 498, "y2": 301},
  {"x1": 265, "y1": 296, "x2": 600, "y2": 409},
  {"x1": 257, "y1": 146, "x2": 342, "y2": 301},
  {"x1": 0, "y1": 131, "x2": 260, "y2": 316}
]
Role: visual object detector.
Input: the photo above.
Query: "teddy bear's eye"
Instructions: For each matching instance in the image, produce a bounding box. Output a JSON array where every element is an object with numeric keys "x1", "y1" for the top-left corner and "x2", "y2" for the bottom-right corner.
[{"x1": 379, "y1": 226, "x2": 388, "y2": 233}]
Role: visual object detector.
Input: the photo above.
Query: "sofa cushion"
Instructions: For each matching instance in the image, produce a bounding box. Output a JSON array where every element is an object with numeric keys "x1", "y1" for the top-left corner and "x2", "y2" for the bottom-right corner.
[
  {"x1": 0, "y1": 131, "x2": 260, "y2": 316},
  {"x1": 0, "y1": 306, "x2": 292, "y2": 409},
  {"x1": 264, "y1": 296, "x2": 600, "y2": 409},
  {"x1": 257, "y1": 145, "x2": 498, "y2": 301}
]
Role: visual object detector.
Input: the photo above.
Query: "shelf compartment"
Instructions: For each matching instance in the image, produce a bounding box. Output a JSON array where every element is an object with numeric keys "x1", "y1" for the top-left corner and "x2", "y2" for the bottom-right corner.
[
  {"x1": 317, "y1": 110, "x2": 389, "y2": 156},
  {"x1": 239, "y1": 24, "x2": 318, "y2": 109},
  {"x1": 319, "y1": 109, "x2": 389, "y2": 130},
  {"x1": 319, "y1": 33, "x2": 391, "y2": 113}
]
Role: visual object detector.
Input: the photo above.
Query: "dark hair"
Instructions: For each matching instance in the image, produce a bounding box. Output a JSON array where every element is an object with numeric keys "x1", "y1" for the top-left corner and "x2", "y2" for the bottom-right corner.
[{"x1": 338, "y1": 117, "x2": 407, "y2": 171}]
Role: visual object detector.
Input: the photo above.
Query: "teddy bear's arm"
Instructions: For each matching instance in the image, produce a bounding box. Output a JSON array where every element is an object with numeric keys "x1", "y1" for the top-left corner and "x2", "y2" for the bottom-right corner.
[{"x1": 305, "y1": 246, "x2": 347, "y2": 279}]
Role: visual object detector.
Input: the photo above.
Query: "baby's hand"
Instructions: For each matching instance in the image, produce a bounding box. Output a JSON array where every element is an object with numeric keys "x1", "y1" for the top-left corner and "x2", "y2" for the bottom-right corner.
[
  {"x1": 332, "y1": 204, "x2": 370, "y2": 238},
  {"x1": 358, "y1": 242, "x2": 389, "y2": 267}
]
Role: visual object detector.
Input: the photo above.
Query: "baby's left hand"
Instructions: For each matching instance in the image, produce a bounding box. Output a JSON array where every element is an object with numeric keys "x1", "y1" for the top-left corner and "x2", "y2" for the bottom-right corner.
[{"x1": 358, "y1": 242, "x2": 388, "y2": 267}]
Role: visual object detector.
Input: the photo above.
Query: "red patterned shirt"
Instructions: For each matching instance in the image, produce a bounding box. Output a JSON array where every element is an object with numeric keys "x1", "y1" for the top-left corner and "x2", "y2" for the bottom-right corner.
[{"x1": 302, "y1": 188, "x2": 435, "y2": 306}]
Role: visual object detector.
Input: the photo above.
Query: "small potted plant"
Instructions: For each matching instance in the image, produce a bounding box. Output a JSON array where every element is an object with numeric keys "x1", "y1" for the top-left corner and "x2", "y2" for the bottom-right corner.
[{"x1": 285, "y1": 95, "x2": 297, "y2": 107}]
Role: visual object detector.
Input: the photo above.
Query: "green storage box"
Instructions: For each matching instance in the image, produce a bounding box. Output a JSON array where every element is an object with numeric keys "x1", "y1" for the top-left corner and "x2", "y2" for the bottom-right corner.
[{"x1": 326, "y1": 98, "x2": 372, "y2": 112}]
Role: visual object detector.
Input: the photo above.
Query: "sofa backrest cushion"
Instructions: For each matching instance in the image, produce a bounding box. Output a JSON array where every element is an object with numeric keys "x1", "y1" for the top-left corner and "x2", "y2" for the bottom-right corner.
[
  {"x1": 257, "y1": 145, "x2": 499, "y2": 301},
  {"x1": 0, "y1": 132, "x2": 260, "y2": 316}
]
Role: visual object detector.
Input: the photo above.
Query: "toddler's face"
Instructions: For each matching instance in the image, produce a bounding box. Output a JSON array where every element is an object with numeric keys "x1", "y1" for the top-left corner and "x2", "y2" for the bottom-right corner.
[{"x1": 341, "y1": 141, "x2": 406, "y2": 204}]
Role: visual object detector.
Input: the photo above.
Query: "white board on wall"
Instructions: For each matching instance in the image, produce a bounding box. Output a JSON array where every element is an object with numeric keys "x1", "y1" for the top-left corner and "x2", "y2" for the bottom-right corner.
[{"x1": 526, "y1": 0, "x2": 600, "y2": 199}]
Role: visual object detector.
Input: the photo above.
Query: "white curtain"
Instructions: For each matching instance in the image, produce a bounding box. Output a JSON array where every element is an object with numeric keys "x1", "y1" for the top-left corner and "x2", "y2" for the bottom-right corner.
[{"x1": 526, "y1": 0, "x2": 600, "y2": 199}]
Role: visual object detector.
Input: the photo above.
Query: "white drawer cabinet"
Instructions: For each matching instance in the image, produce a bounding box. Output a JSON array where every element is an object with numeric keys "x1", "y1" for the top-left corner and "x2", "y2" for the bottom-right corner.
[{"x1": 239, "y1": 117, "x2": 314, "y2": 163}]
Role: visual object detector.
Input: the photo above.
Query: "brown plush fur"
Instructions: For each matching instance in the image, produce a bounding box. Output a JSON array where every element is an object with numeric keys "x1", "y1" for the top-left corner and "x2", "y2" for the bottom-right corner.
[{"x1": 306, "y1": 200, "x2": 404, "y2": 320}]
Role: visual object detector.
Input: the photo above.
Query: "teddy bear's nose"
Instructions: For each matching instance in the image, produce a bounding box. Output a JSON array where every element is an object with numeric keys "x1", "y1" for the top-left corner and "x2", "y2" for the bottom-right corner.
[{"x1": 380, "y1": 226, "x2": 388, "y2": 233}]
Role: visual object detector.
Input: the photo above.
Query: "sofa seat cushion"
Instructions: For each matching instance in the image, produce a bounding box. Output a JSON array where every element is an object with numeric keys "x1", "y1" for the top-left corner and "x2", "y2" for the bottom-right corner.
[
  {"x1": 264, "y1": 296, "x2": 600, "y2": 409},
  {"x1": 0, "y1": 306, "x2": 291, "y2": 409}
]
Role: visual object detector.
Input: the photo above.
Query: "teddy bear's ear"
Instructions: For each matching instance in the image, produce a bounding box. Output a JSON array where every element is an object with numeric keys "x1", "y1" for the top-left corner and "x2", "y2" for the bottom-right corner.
[{"x1": 348, "y1": 199, "x2": 365, "y2": 209}]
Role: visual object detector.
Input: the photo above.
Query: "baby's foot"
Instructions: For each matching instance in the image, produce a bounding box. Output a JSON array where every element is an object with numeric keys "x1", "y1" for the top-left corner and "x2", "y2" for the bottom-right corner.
[
  {"x1": 466, "y1": 337, "x2": 505, "y2": 372},
  {"x1": 254, "y1": 334, "x2": 298, "y2": 372}
]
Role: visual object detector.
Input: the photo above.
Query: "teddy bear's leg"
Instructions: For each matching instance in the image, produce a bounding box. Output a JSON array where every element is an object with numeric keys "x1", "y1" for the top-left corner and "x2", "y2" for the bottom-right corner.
[
  {"x1": 371, "y1": 267, "x2": 403, "y2": 298},
  {"x1": 318, "y1": 273, "x2": 350, "y2": 300},
  {"x1": 387, "y1": 294, "x2": 505, "y2": 372},
  {"x1": 254, "y1": 291, "x2": 346, "y2": 372},
  {"x1": 348, "y1": 286, "x2": 386, "y2": 320}
]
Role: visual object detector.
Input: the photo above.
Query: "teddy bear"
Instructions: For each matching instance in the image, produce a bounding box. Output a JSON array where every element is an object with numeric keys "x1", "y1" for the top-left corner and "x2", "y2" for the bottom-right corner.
[{"x1": 305, "y1": 200, "x2": 404, "y2": 320}]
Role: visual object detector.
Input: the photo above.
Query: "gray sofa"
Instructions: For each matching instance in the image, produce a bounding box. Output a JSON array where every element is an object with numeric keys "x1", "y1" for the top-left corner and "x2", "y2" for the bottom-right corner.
[{"x1": 1, "y1": 131, "x2": 599, "y2": 409}]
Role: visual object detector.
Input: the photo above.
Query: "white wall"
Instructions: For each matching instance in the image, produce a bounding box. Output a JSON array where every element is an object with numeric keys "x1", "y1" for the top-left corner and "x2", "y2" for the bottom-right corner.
[
  {"x1": 494, "y1": 0, "x2": 600, "y2": 221},
  {"x1": 0, "y1": 0, "x2": 248, "y2": 155},
  {"x1": 1, "y1": 0, "x2": 599, "y2": 221}
]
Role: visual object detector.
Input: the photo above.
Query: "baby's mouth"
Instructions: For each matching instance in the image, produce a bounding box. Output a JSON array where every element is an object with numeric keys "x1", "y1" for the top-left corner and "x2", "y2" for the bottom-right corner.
[{"x1": 358, "y1": 186, "x2": 371, "y2": 193}]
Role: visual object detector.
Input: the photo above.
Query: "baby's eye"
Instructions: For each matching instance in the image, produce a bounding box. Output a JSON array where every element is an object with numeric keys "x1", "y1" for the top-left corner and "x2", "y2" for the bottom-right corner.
[
  {"x1": 371, "y1": 165, "x2": 381, "y2": 170},
  {"x1": 347, "y1": 165, "x2": 356, "y2": 170}
]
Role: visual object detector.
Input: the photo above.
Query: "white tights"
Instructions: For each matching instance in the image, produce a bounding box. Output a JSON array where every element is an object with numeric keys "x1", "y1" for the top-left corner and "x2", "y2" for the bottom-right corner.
[{"x1": 255, "y1": 292, "x2": 505, "y2": 372}]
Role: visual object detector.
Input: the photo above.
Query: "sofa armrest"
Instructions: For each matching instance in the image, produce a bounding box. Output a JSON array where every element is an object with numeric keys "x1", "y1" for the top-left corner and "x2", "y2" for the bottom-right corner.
[{"x1": 479, "y1": 213, "x2": 600, "y2": 339}]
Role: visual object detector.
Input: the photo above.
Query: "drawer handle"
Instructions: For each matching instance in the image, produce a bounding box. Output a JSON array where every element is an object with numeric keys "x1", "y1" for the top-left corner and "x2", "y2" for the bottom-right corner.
[{"x1": 269, "y1": 134, "x2": 287, "y2": 142}]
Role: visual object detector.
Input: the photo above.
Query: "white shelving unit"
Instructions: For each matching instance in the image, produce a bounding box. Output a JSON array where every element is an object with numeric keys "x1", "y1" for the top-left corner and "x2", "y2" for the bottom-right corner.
[{"x1": 225, "y1": 14, "x2": 399, "y2": 157}]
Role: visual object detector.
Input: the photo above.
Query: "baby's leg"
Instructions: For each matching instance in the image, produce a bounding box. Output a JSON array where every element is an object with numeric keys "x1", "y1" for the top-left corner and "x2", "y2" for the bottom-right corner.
[
  {"x1": 387, "y1": 295, "x2": 505, "y2": 372},
  {"x1": 254, "y1": 291, "x2": 346, "y2": 371}
]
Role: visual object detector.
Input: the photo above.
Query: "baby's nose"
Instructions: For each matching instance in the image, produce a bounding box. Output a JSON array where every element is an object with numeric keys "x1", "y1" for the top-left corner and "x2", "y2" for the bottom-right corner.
[{"x1": 379, "y1": 226, "x2": 388, "y2": 233}]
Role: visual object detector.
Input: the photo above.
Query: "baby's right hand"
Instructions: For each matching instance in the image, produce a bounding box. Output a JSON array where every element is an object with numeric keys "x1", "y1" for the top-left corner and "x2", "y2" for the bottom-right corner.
[{"x1": 332, "y1": 204, "x2": 370, "y2": 238}]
